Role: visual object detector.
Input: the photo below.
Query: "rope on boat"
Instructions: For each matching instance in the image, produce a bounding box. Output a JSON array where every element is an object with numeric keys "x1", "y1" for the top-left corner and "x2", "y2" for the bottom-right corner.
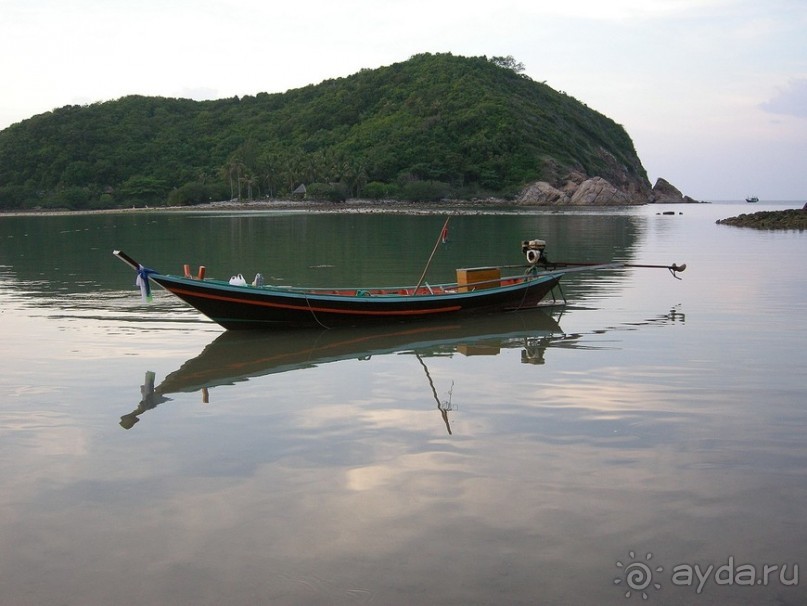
[
  {"x1": 514, "y1": 277, "x2": 532, "y2": 311},
  {"x1": 304, "y1": 295, "x2": 331, "y2": 329}
]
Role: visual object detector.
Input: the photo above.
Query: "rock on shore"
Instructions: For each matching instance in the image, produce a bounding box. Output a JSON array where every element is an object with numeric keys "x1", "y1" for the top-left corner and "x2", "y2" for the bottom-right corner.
[
  {"x1": 651, "y1": 178, "x2": 700, "y2": 204},
  {"x1": 516, "y1": 173, "x2": 698, "y2": 205},
  {"x1": 716, "y1": 208, "x2": 807, "y2": 230}
]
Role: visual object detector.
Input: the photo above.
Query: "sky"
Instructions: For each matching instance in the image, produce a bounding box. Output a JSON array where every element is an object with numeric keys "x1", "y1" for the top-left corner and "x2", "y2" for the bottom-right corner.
[{"x1": 1, "y1": 0, "x2": 805, "y2": 200}]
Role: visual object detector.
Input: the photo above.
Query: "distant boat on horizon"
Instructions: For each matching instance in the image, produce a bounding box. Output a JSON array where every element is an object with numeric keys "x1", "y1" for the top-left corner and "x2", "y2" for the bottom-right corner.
[{"x1": 746, "y1": 196, "x2": 759, "y2": 203}]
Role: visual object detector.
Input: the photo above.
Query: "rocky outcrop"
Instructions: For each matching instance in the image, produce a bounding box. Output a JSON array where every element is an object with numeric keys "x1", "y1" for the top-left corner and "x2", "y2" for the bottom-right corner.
[
  {"x1": 515, "y1": 147, "x2": 659, "y2": 205},
  {"x1": 593, "y1": 148, "x2": 654, "y2": 200},
  {"x1": 570, "y1": 177, "x2": 632, "y2": 205},
  {"x1": 516, "y1": 173, "x2": 698, "y2": 206},
  {"x1": 516, "y1": 181, "x2": 570, "y2": 204},
  {"x1": 716, "y1": 209, "x2": 807, "y2": 230},
  {"x1": 651, "y1": 178, "x2": 699, "y2": 204},
  {"x1": 516, "y1": 175, "x2": 637, "y2": 205}
]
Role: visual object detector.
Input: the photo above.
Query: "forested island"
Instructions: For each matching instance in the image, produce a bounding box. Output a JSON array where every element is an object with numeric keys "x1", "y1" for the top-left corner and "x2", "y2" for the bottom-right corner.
[{"x1": 0, "y1": 53, "x2": 671, "y2": 211}]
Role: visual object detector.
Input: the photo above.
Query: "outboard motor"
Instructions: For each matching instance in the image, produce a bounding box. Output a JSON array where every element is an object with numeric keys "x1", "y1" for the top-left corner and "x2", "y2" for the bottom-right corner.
[{"x1": 521, "y1": 239, "x2": 548, "y2": 266}]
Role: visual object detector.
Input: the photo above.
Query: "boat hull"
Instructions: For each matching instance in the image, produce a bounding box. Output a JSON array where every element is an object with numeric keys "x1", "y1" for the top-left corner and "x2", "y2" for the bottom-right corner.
[{"x1": 151, "y1": 273, "x2": 562, "y2": 329}]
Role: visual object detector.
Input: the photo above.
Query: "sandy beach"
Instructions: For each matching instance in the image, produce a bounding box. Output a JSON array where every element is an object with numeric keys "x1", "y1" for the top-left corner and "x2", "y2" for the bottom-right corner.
[{"x1": 0, "y1": 197, "x2": 524, "y2": 218}]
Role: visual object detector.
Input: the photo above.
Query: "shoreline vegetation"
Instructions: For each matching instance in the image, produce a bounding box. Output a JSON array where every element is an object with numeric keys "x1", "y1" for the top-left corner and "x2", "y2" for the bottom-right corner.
[
  {"x1": 0, "y1": 196, "x2": 704, "y2": 218},
  {"x1": 3, "y1": 200, "x2": 805, "y2": 229},
  {"x1": 0, "y1": 197, "x2": 525, "y2": 217}
]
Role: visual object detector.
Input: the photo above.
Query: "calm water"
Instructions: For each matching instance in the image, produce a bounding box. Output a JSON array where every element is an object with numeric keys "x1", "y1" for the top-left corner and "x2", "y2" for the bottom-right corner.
[{"x1": 1, "y1": 203, "x2": 805, "y2": 605}]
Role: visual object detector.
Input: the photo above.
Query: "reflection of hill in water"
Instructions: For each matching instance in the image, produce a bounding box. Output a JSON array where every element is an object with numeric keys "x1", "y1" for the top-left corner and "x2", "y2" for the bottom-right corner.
[
  {"x1": 123, "y1": 310, "x2": 567, "y2": 431},
  {"x1": 1, "y1": 212, "x2": 643, "y2": 299}
]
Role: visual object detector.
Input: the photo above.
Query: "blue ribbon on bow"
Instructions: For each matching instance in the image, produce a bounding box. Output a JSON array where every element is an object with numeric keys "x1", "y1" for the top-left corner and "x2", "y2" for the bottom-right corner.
[{"x1": 135, "y1": 264, "x2": 158, "y2": 302}]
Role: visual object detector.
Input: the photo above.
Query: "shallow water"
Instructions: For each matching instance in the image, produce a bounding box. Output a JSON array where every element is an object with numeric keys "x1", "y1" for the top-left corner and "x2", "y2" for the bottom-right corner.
[{"x1": 1, "y1": 203, "x2": 805, "y2": 605}]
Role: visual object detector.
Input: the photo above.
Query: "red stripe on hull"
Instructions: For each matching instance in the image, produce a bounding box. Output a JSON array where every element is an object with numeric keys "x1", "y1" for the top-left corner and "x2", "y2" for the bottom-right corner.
[{"x1": 167, "y1": 285, "x2": 463, "y2": 317}]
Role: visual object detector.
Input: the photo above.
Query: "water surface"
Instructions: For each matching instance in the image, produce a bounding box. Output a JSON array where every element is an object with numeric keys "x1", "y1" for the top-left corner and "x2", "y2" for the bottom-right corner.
[{"x1": 1, "y1": 203, "x2": 805, "y2": 605}]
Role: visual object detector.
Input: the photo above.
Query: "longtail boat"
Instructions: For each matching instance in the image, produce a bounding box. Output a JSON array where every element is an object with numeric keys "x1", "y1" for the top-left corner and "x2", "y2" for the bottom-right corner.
[{"x1": 113, "y1": 238, "x2": 685, "y2": 330}]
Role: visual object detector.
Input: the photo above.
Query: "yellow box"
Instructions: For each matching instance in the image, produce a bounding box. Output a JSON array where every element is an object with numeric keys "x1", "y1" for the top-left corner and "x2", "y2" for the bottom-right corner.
[
  {"x1": 457, "y1": 344, "x2": 501, "y2": 356},
  {"x1": 456, "y1": 267, "x2": 501, "y2": 292}
]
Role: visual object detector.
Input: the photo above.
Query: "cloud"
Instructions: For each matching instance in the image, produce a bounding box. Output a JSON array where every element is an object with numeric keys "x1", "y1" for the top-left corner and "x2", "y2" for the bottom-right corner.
[
  {"x1": 760, "y1": 79, "x2": 807, "y2": 118},
  {"x1": 519, "y1": 0, "x2": 733, "y2": 22}
]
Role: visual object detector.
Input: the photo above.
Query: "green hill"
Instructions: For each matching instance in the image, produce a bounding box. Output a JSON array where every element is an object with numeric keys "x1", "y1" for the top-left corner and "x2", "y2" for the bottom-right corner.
[{"x1": 0, "y1": 53, "x2": 650, "y2": 210}]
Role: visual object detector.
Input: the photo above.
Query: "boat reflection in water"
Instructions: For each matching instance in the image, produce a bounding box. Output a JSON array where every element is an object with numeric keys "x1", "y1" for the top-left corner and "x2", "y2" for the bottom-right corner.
[{"x1": 123, "y1": 310, "x2": 567, "y2": 432}]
